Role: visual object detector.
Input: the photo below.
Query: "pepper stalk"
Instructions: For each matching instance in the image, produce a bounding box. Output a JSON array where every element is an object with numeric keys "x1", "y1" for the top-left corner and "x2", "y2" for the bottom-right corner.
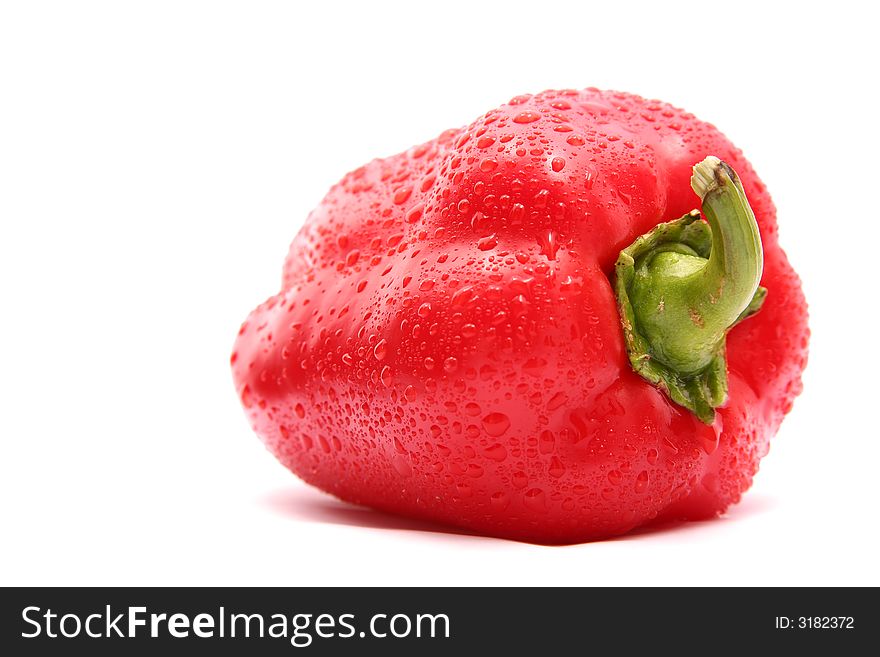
[{"x1": 614, "y1": 156, "x2": 766, "y2": 423}]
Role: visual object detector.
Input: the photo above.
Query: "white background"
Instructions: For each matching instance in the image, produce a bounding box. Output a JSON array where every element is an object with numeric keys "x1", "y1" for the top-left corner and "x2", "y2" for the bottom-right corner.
[{"x1": 2, "y1": 1, "x2": 877, "y2": 586}]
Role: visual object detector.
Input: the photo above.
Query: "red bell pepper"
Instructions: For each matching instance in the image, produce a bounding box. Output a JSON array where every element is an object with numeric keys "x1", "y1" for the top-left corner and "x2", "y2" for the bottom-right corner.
[{"x1": 232, "y1": 88, "x2": 808, "y2": 543}]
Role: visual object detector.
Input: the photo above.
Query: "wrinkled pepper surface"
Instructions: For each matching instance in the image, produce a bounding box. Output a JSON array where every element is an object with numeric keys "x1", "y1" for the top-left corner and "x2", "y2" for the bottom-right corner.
[{"x1": 232, "y1": 88, "x2": 808, "y2": 543}]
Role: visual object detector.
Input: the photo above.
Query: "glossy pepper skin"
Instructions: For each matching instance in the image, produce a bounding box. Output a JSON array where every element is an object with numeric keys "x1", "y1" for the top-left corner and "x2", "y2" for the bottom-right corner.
[{"x1": 232, "y1": 88, "x2": 808, "y2": 543}]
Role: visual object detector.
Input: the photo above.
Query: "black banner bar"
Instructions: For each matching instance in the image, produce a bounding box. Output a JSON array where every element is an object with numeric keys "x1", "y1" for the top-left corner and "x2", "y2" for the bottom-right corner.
[{"x1": 1, "y1": 587, "x2": 873, "y2": 654}]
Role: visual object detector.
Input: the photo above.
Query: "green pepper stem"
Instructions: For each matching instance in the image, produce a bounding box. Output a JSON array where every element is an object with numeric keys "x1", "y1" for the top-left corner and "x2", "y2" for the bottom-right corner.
[
  {"x1": 626, "y1": 156, "x2": 764, "y2": 376},
  {"x1": 690, "y1": 156, "x2": 764, "y2": 342}
]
